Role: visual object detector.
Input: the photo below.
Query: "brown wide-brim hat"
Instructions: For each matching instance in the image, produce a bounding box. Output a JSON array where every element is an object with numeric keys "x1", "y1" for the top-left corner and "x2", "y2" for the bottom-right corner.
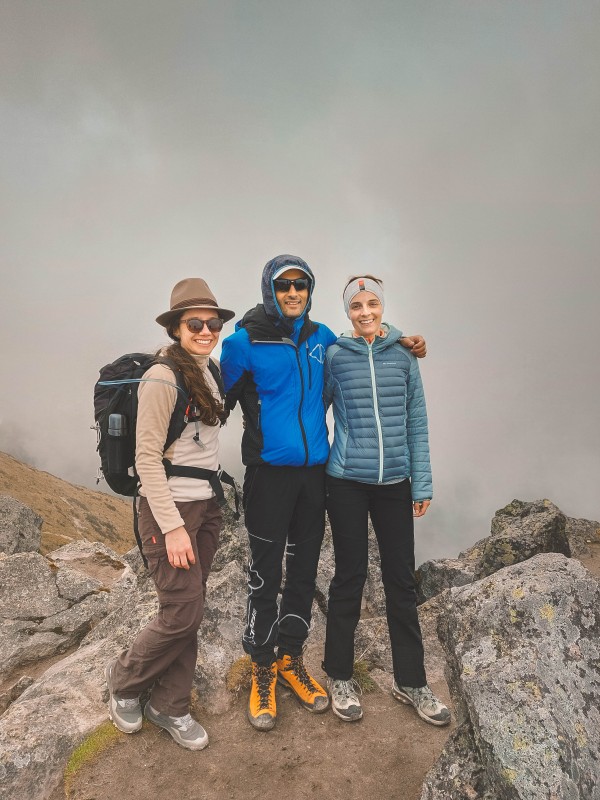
[{"x1": 156, "y1": 278, "x2": 236, "y2": 328}]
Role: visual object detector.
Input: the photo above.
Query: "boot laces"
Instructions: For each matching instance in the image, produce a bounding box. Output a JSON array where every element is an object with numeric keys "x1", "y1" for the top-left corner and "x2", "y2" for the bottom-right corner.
[
  {"x1": 333, "y1": 679, "x2": 361, "y2": 703},
  {"x1": 254, "y1": 664, "x2": 275, "y2": 709},
  {"x1": 289, "y1": 655, "x2": 318, "y2": 693},
  {"x1": 413, "y1": 685, "x2": 438, "y2": 712},
  {"x1": 173, "y1": 713, "x2": 194, "y2": 731}
]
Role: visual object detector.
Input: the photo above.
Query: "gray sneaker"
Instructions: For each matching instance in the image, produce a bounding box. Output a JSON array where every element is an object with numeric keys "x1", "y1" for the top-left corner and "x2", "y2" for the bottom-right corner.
[
  {"x1": 391, "y1": 681, "x2": 451, "y2": 726},
  {"x1": 327, "y1": 678, "x2": 363, "y2": 722},
  {"x1": 105, "y1": 661, "x2": 142, "y2": 734},
  {"x1": 144, "y1": 703, "x2": 209, "y2": 750}
]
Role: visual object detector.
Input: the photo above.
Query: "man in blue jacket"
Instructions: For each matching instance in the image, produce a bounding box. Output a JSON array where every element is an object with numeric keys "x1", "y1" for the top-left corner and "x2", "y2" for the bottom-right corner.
[{"x1": 221, "y1": 255, "x2": 425, "y2": 731}]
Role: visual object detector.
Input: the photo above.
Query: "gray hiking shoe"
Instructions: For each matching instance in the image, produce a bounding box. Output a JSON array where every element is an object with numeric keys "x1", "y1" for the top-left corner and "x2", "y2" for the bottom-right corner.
[
  {"x1": 144, "y1": 703, "x2": 209, "y2": 750},
  {"x1": 105, "y1": 661, "x2": 142, "y2": 734},
  {"x1": 327, "y1": 678, "x2": 363, "y2": 722},
  {"x1": 391, "y1": 681, "x2": 451, "y2": 726}
]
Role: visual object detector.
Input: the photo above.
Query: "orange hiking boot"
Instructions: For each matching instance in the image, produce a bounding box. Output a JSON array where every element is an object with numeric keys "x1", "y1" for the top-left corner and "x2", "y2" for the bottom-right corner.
[
  {"x1": 247, "y1": 661, "x2": 277, "y2": 731},
  {"x1": 276, "y1": 654, "x2": 329, "y2": 713}
]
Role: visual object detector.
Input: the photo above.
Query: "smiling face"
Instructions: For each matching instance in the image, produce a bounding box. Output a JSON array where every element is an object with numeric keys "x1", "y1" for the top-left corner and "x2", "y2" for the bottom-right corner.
[
  {"x1": 348, "y1": 291, "x2": 383, "y2": 339},
  {"x1": 274, "y1": 268, "x2": 310, "y2": 319},
  {"x1": 176, "y1": 309, "x2": 221, "y2": 356}
]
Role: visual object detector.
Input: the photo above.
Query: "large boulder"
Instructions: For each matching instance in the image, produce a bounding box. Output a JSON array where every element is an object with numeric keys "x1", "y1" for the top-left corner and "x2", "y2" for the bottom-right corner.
[
  {"x1": 0, "y1": 544, "x2": 134, "y2": 679},
  {"x1": 473, "y1": 499, "x2": 570, "y2": 579},
  {"x1": 417, "y1": 499, "x2": 576, "y2": 604},
  {"x1": 0, "y1": 553, "x2": 104, "y2": 676},
  {"x1": 0, "y1": 640, "x2": 114, "y2": 800},
  {"x1": 0, "y1": 495, "x2": 42, "y2": 554},
  {"x1": 422, "y1": 554, "x2": 600, "y2": 799}
]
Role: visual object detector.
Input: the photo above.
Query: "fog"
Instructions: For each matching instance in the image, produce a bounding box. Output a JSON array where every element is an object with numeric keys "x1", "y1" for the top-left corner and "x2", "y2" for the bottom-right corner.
[{"x1": 2, "y1": 1, "x2": 599, "y2": 564}]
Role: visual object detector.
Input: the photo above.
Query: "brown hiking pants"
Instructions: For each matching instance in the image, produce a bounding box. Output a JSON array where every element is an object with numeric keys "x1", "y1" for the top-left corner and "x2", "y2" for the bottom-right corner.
[{"x1": 112, "y1": 496, "x2": 221, "y2": 716}]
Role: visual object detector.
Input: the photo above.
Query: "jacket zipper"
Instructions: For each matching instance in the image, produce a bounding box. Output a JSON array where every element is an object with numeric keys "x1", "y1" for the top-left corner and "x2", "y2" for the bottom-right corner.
[
  {"x1": 294, "y1": 347, "x2": 309, "y2": 466},
  {"x1": 367, "y1": 344, "x2": 384, "y2": 483},
  {"x1": 305, "y1": 342, "x2": 312, "y2": 389}
]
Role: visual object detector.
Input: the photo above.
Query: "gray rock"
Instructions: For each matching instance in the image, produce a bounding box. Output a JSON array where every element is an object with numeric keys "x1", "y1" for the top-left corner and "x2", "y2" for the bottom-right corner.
[
  {"x1": 47, "y1": 540, "x2": 131, "y2": 588},
  {"x1": 416, "y1": 558, "x2": 474, "y2": 605},
  {"x1": 364, "y1": 530, "x2": 387, "y2": 616},
  {"x1": 0, "y1": 546, "x2": 130, "y2": 679},
  {"x1": 0, "y1": 496, "x2": 42, "y2": 555},
  {"x1": 0, "y1": 675, "x2": 34, "y2": 716},
  {"x1": 427, "y1": 554, "x2": 600, "y2": 800},
  {"x1": 0, "y1": 618, "x2": 66, "y2": 677},
  {"x1": 54, "y1": 565, "x2": 104, "y2": 602},
  {"x1": 211, "y1": 517, "x2": 249, "y2": 573},
  {"x1": 420, "y1": 723, "x2": 492, "y2": 800},
  {"x1": 0, "y1": 552, "x2": 68, "y2": 620},
  {"x1": 0, "y1": 640, "x2": 111, "y2": 800},
  {"x1": 474, "y1": 499, "x2": 570, "y2": 579},
  {"x1": 194, "y1": 559, "x2": 247, "y2": 713},
  {"x1": 120, "y1": 545, "x2": 146, "y2": 575},
  {"x1": 565, "y1": 516, "x2": 600, "y2": 558}
]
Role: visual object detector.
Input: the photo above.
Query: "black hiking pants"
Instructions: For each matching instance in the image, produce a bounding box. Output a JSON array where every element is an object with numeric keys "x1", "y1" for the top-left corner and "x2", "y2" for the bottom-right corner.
[
  {"x1": 323, "y1": 475, "x2": 427, "y2": 688},
  {"x1": 242, "y1": 463, "x2": 326, "y2": 666}
]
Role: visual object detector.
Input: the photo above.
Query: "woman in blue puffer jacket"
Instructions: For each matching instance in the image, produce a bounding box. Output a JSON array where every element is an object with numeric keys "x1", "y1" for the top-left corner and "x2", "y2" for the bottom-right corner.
[{"x1": 322, "y1": 275, "x2": 451, "y2": 727}]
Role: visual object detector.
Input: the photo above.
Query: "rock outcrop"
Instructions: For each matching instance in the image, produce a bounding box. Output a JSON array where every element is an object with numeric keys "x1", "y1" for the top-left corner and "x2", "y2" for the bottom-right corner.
[
  {"x1": 0, "y1": 495, "x2": 42, "y2": 554},
  {"x1": 0, "y1": 499, "x2": 251, "y2": 799},
  {"x1": 421, "y1": 554, "x2": 600, "y2": 799},
  {"x1": 1, "y1": 488, "x2": 598, "y2": 800},
  {"x1": 416, "y1": 499, "x2": 581, "y2": 604},
  {"x1": 0, "y1": 550, "x2": 118, "y2": 678}
]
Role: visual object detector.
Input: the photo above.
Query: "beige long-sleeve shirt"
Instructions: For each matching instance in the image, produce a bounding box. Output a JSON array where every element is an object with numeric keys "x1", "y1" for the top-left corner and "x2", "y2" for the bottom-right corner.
[{"x1": 136, "y1": 355, "x2": 221, "y2": 535}]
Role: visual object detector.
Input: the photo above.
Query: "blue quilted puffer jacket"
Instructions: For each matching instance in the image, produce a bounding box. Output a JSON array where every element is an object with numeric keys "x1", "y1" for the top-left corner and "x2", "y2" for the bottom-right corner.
[{"x1": 324, "y1": 324, "x2": 432, "y2": 500}]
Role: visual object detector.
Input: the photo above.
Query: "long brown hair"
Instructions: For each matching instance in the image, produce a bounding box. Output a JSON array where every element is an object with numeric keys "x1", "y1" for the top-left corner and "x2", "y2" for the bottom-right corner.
[{"x1": 159, "y1": 323, "x2": 226, "y2": 426}]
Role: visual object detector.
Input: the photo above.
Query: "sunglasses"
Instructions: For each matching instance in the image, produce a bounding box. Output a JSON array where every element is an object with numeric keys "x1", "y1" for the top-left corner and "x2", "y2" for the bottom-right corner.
[
  {"x1": 181, "y1": 317, "x2": 224, "y2": 333},
  {"x1": 273, "y1": 277, "x2": 311, "y2": 292}
]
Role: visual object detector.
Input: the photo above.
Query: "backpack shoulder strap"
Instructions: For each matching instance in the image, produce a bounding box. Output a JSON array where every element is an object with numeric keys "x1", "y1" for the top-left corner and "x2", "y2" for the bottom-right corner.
[
  {"x1": 207, "y1": 358, "x2": 225, "y2": 400},
  {"x1": 155, "y1": 357, "x2": 190, "y2": 452}
]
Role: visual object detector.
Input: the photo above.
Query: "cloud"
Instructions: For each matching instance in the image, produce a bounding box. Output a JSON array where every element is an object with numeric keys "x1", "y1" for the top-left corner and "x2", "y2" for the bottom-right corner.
[{"x1": 1, "y1": 1, "x2": 599, "y2": 560}]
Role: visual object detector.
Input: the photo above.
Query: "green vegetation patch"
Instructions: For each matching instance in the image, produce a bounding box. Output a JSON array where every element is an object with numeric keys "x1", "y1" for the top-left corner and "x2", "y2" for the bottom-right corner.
[
  {"x1": 64, "y1": 721, "x2": 120, "y2": 798},
  {"x1": 352, "y1": 659, "x2": 377, "y2": 693}
]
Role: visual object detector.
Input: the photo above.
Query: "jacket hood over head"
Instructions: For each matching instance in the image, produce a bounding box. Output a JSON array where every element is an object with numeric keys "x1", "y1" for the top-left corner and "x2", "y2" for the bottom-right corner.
[{"x1": 260, "y1": 254, "x2": 315, "y2": 336}]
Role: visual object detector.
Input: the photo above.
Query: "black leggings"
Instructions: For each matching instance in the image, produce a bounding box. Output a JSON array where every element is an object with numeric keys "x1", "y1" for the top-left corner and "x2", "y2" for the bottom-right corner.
[{"x1": 323, "y1": 475, "x2": 426, "y2": 688}]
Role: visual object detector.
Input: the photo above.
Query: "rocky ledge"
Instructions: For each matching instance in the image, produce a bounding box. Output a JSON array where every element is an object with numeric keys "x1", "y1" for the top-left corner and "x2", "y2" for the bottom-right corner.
[{"x1": 0, "y1": 493, "x2": 598, "y2": 799}]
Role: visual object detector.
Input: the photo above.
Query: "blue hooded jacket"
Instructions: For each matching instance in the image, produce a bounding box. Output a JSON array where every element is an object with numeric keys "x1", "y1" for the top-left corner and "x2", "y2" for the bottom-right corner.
[{"x1": 221, "y1": 255, "x2": 337, "y2": 467}]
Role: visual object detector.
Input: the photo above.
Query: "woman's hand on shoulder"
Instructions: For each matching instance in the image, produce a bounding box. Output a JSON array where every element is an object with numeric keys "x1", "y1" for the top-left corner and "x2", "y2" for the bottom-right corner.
[
  {"x1": 413, "y1": 500, "x2": 430, "y2": 518},
  {"x1": 164, "y1": 526, "x2": 196, "y2": 569},
  {"x1": 399, "y1": 335, "x2": 427, "y2": 358}
]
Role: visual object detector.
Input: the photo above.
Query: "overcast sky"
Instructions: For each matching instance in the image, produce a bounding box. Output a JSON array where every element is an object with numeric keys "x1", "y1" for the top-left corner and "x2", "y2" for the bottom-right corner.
[{"x1": 1, "y1": 1, "x2": 599, "y2": 563}]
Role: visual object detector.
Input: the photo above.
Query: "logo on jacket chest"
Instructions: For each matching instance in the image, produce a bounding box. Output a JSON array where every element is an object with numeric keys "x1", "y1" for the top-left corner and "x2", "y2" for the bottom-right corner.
[{"x1": 309, "y1": 344, "x2": 326, "y2": 364}]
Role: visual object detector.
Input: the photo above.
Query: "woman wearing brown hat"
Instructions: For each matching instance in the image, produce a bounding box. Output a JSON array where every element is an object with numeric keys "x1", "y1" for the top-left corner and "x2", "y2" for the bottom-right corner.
[{"x1": 105, "y1": 278, "x2": 235, "y2": 750}]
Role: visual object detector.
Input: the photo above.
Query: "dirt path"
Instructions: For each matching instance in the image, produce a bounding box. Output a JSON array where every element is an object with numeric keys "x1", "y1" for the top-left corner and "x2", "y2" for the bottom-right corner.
[{"x1": 54, "y1": 655, "x2": 454, "y2": 800}]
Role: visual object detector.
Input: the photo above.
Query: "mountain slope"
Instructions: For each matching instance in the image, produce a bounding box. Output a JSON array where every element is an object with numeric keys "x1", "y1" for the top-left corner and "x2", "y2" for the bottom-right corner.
[{"x1": 0, "y1": 451, "x2": 133, "y2": 554}]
